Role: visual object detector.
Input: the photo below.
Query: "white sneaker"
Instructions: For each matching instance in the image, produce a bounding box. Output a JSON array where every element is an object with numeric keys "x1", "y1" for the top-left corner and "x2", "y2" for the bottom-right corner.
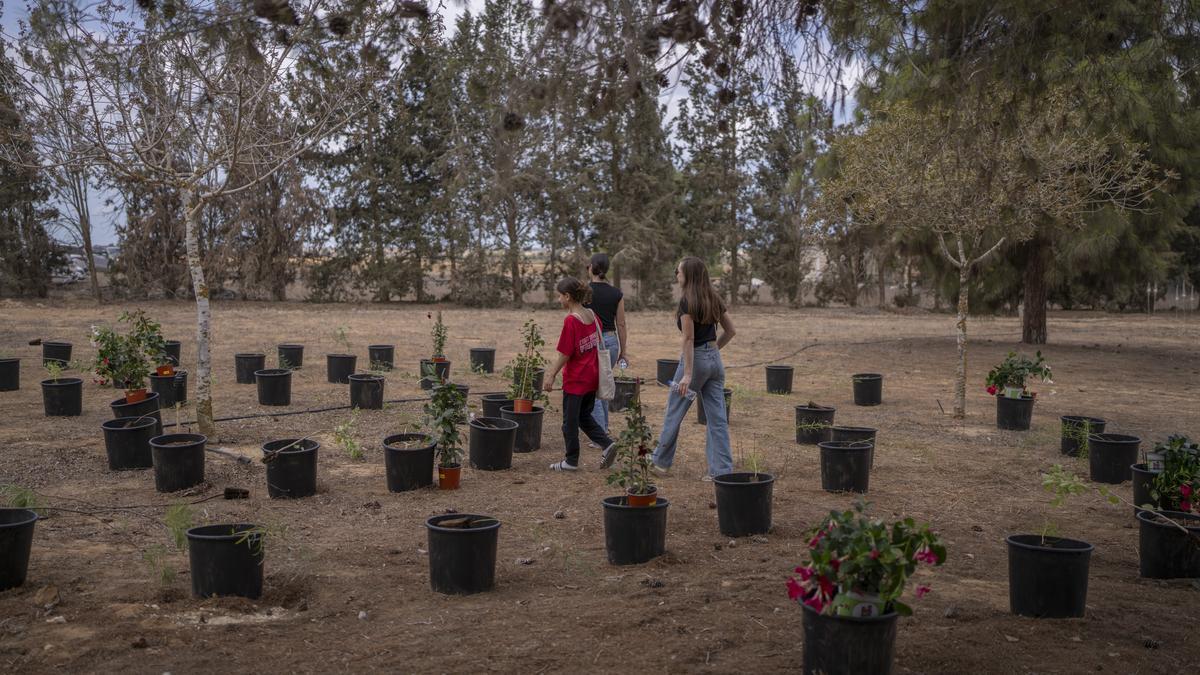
[
  {"x1": 599, "y1": 443, "x2": 618, "y2": 469},
  {"x1": 700, "y1": 474, "x2": 713, "y2": 482},
  {"x1": 650, "y1": 463, "x2": 670, "y2": 477},
  {"x1": 550, "y1": 460, "x2": 578, "y2": 472}
]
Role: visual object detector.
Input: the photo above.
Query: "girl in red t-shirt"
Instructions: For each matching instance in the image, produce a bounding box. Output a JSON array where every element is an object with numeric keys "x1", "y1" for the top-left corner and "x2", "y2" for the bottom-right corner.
[{"x1": 544, "y1": 277, "x2": 616, "y2": 471}]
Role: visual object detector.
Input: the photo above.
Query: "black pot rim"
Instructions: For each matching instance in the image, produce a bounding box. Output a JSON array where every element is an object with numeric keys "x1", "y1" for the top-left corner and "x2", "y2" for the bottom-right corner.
[
  {"x1": 1088, "y1": 433, "x2": 1140, "y2": 444},
  {"x1": 425, "y1": 513, "x2": 502, "y2": 533},
  {"x1": 278, "y1": 343, "x2": 303, "y2": 348},
  {"x1": 713, "y1": 471, "x2": 776, "y2": 486},
  {"x1": 327, "y1": 353, "x2": 356, "y2": 359},
  {"x1": 656, "y1": 358, "x2": 679, "y2": 364},
  {"x1": 255, "y1": 368, "x2": 291, "y2": 377},
  {"x1": 765, "y1": 364, "x2": 793, "y2": 371},
  {"x1": 1005, "y1": 533, "x2": 1095, "y2": 553},
  {"x1": 601, "y1": 495, "x2": 670, "y2": 511},
  {"x1": 796, "y1": 404, "x2": 835, "y2": 412},
  {"x1": 348, "y1": 373, "x2": 385, "y2": 382},
  {"x1": 111, "y1": 391, "x2": 161, "y2": 408},
  {"x1": 368, "y1": 344, "x2": 395, "y2": 349},
  {"x1": 471, "y1": 416, "x2": 520, "y2": 430},
  {"x1": 186, "y1": 523, "x2": 260, "y2": 541},
  {"x1": 149, "y1": 432, "x2": 207, "y2": 448},
  {"x1": 383, "y1": 432, "x2": 436, "y2": 451},
  {"x1": 1061, "y1": 415, "x2": 1105, "y2": 425},
  {"x1": 831, "y1": 425, "x2": 877, "y2": 433},
  {"x1": 165, "y1": 340, "x2": 181, "y2": 345},
  {"x1": 800, "y1": 602, "x2": 897, "y2": 622},
  {"x1": 261, "y1": 438, "x2": 319, "y2": 455},
  {"x1": 42, "y1": 340, "x2": 72, "y2": 347},
  {"x1": 481, "y1": 393, "x2": 513, "y2": 401},
  {"x1": 0, "y1": 508, "x2": 39, "y2": 528},
  {"x1": 498, "y1": 406, "x2": 544, "y2": 418},
  {"x1": 1135, "y1": 509, "x2": 1200, "y2": 531},
  {"x1": 469, "y1": 346, "x2": 496, "y2": 353},
  {"x1": 818, "y1": 440, "x2": 872, "y2": 450},
  {"x1": 852, "y1": 372, "x2": 883, "y2": 380},
  {"x1": 235, "y1": 352, "x2": 266, "y2": 359},
  {"x1": 0, "y1": 357, "x2": 18, "y2": 363},
  {"x1": 149, "y1": 373, "x2": 176, "y2": 380},
  {"x1": 103, "y1": 416, "x2": 158, "y2": 432},
  {"x1": 40, "y1": 377, "x2": 82, "y2": 387},
  {"x1": 1130, "y1": 463, "x2": 1160, "y2": 474}
]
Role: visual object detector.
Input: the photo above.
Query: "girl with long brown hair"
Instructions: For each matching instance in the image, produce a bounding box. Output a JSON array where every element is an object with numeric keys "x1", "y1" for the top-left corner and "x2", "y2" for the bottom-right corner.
[{"x1": 651, "y1": 257, "x2": 737, "y2": 478}]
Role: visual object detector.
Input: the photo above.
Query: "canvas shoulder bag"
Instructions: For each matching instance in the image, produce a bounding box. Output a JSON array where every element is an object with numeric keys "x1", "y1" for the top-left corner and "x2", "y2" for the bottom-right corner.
[{"x1": 590, "y1": 310, "x2": 615, "y2": 401}]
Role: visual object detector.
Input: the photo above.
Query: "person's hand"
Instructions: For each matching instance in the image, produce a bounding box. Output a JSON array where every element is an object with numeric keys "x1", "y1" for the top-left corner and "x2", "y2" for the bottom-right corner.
[
  {"x1": 675, "y1": 373, "x2": 691, "y2": 396},
  {"x1": 542, "y1": 379, "x2": 554, "y2": 393},
  {"x1": 617, "y1": 353, "x2": 629, "y2": 368}
]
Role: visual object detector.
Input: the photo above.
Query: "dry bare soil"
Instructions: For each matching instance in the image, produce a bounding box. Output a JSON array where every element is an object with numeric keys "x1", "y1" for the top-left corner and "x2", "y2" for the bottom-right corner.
[{"x1": 1, "y1": 300, "x2": 1198, "y2": 674}]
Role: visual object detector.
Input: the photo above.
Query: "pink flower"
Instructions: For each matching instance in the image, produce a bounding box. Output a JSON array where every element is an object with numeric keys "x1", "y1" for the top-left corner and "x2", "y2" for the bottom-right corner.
[
  {"x1": 786, "y1": 577, "x2": 805, "y2": 601},
  {"x1": 869, "y1": 549, "x2": 880, "y2": 560},
  {"x1": 807, "y1": 532, "x2": 824, "y2": 549},
  {"x1": 818, "y1": 575, "x2": 835, "y2": 599},
  {"x1": 804, "y1": 594, "x2": 826, "y2": 613},
  {"x1": 830, "y1": 557, "x2": 841, "y2": 572},
  {"x1": 986, "y1": 385, "x2": 997, "y2": 395},
  {"x1": 916, "y1": 585, "x2": 931, "y2": 599},
  {"x1": 1182, "y1": 500, "x2": 1193, "y2": 513},
  {"x1": 915, "y1": 548, "x2": 939, "y2": 565},
  {"x1": 1182, "y1": 484, "x2": 1193, "y2": 498},
  {"x1": 794, "y1": 566, "x2": 815, "y2": 582}
]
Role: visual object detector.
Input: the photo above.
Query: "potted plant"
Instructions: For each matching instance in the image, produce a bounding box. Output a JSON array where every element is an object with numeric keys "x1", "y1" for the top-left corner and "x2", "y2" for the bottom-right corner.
[
  {"x1": 425, "y1": 513, "x2": 501, "y2": 595},
  {"x1": 610, "y1": 360, "x2": 640, "y2": 413},
  {"x1": 601, "y1": 395, "x2": 669, "y2": 565},
  {"x1": 424, "y1": 382, "x2": 466, "y2": 489},
  {"x1": 261, "y1": 438, "x2": 319, "y2": 499},
  {"x1": 92, "y1": 310, "x2": 165, "y2": 403},
  {"x1": 795, "y1": 401, "x2": 836, "y2": 445},
  {"x1": 431, "y1": 311, "x2": 449, "y2": 363},
  {"x1": 986, "y1": 351, "x2": 1051, "y2": 431},
  {"x1": 383, "y1": 429, "x2": 437, "y2": 492},
  {"x1": 187, "y1": 523, "x2": 279, "y2": 599},
  {"x1": 1135, "y1": 435, "x2": 1200, "y2": 579},
  {"x1": 348, "y1": 359, "x2": 386, "y2": 410},
  {"x1": 505, "y1": 318, "x2": 547, "y2": 413},
  {"x1": 788, "y1": 501, "x2": 945, "y2": 674},
  {"x1": 713, "y1": 452, "x2": 775, "y2": 537},
  {"x1": 326, "y1": 325, "x2": 357, "y2": 384},
  {"x1": 1147, "y1": 435, "x2": 1199, "y2": 513},
  {"x1": 1005, "y1": 465, "x2": 1096, "y2": 618},
  {"x1": 1059, "y1": 415, "x2": 1106, "y2": 457},
  {"x1": 40, "y1": 359, "x2": 83, "y2": 417}
]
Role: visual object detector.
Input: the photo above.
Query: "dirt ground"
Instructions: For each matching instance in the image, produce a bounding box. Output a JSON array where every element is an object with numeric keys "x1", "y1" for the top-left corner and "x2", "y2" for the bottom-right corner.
[{"x1": 0, "y1": 299, "x2": 1197, "y2": 674}]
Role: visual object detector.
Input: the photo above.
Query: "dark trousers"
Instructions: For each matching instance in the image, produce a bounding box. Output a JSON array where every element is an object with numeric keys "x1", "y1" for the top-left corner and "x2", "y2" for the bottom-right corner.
[{"x1": 562, "y1": 391, "x2": 612, "y2": 465}]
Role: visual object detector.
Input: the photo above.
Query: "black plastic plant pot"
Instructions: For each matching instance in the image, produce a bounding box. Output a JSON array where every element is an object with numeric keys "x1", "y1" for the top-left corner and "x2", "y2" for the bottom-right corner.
[
  {"x1": 149, "y1": 433, "x2": 206, "y2": 493},
  {"x1": 1006, "y1": 534, "x2": 1094, "y2": 618},
  {"x1": 256, "y1": 368, "x2": 292, "y2": 406},
  {"x1": 42, "y1": 340, "x2": 72, "y2": 367},
  {"x1": 481, "y1": 393, "x2": 514, "y2": 419},
  {"x1": 367, "y1": 344, "x2": 395, "y2": 371},
  {"x1": 795, "y1": 404, "x2": 835, "y2": 444},
  {"x1": 278, "y1": 343, "x2": 304, "y2": 369},
  {"x1": 1137, "y1": 510, "x2": 1200, "y2": 579},
  {"x1": 469, "y1": 347, "x2": 496, "y2": 373},
  {"x1": 0, "y1": 509, "x2": 38, "y2": 591},
  {"x1": 1060, "y1": 416, "x2": 1106, "y2": 457},
  {"x1": 819, "y1": 441, "x2": 872, "y2": 493},
  {"x1": 765, "y1": 365, "x2": 794, "y2": 395},
  {"x1": 602, "y1": 496, "x2": 669, "y2": 565},
  {"x1": 102, "y1": 416, "x2": 158, "y2": 470},
  {"x1": 149, "y1": 373, "x2": 177, "y2": 408},
  {"x1": 1088, "y1": 433, "x2": 1140, "y2": 484},
  {"x1": 326, "y1": 353, "x2": 357, "y2": 384},
  {"x1": 831, "y1": 426, "x2": 878, "y2": 468},
  {"x1": 468, "y1": 416, "x2": 518, "y2": 470},
  {"x1": 500, "y1": 405, "x2": 544, "y2": 453},
  {"x1": 510, "y1": 367, "x2": 544, "y2": 393},
  {"x1": 262, "y1": 438, "x2": 319, "y2": 499},
  {"x1": 187, "y1": 524, "x2": 264, "y2": 600},
  {"x1": 173, "y1": 370, "x2": 188, "y2": 404},
  {"x1": 110, "y1": 391, "x2": 163, "y2": 437},
  {"x1": 801, "y1": 603, "x2": 898, "y2": 675},
  {"x1": 696, "y1": 388, "x2": 733, "y2": 425},
  {"x1": 41, "y1": 377, "x2": 83, "y2": 417},
  {"x1": 235, "y1": 353, "x2": 266, "y2": 384},
  {"x1": 419, "y1": 359, "x2": 435, "y2": 390},
  {"x1": 163, "y1": 340, "x2": 181, "y2": 366},
  {"x1": 995, "y1": 394, "x2": 1035, "y2": 431},
  {"x1": 1130, "y1": 464, "x2": 1161, "y2": 513},
  {"x1": 713, "y1": 472, "x2": 774, "y2": 537},
  {"x1": 349, "y1": 373, "x2": 385, "y2": 410},
  {"x1": 611, "y1": 377, "x2": 641, "y2": 413},
  {"x1": 851, "y1": 373, "x2": 883, "y2": 406},
  {"x1": 0, "y1": 358, "x2": 18, "y2": 392},
  {"x1": 656, "y1": 359, "x2": 679, "y2": 386},
  {"x1": 383, "y1": 433, "x2": 436, "y2": 492},
  {"x1": 426, "y1": 513, "x2": 501, "y2": 595}
]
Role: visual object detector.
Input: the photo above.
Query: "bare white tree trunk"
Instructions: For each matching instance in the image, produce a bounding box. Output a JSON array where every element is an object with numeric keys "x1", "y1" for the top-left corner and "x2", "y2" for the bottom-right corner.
[
  {"x1": 954, "y1": 262, "x2": 969, "y2": 419},
  {"x1": 183, "y1": 188, "x2": 215, "y2": 436}
]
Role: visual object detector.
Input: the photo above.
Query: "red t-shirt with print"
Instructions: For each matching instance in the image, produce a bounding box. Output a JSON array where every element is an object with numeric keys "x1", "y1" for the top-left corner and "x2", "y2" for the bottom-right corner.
[{"x1": 556, "y1": 313, "x2": 600, "y2": 395}]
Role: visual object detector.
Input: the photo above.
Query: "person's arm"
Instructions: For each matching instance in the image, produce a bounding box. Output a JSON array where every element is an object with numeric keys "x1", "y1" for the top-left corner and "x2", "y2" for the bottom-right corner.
[
  {"x1": 544, "y1": 351, "x2": 569, "y2": 392},
  {"x1": 716, "y1": 311, "x2": 736, "y2": 350},
  {"x1": 677, "y1": 314, "x2": 695, "y2": 394},
  {"x1": 615, "y1": 297, "x2": 628, "y2": 364}
]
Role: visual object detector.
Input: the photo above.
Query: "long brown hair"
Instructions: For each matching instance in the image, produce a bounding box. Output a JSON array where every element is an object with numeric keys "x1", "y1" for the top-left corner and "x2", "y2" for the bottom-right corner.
[
  {"x1": 556, "y1": 276, "x2": 592, "y2": 304},
  {"x1": 678, "y1": 257, "x2": 725, "y2": 324}
]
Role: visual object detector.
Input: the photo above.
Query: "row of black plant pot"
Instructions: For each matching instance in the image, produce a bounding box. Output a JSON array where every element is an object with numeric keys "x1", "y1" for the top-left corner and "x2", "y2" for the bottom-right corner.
[{"x1": 36, "y1": 371, "x2": 188, "y2": 418}]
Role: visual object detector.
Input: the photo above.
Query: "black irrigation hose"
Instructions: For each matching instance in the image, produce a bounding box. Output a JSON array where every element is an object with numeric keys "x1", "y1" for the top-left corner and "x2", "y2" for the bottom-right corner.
[{"x1": 162, "y1": 391, "x2": 511, "y2": 428}]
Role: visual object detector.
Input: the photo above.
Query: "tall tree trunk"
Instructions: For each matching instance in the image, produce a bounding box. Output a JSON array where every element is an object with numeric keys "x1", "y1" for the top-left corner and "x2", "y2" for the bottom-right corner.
[
  {"x1": 1021, "y1": 234, "x2": 1049, "y2": 344},
  {"x1": 183, "y1": 189, "x2": 215, "y2": 437},
  {"x1": 876, "y1": 252, "x2": 887, "y2": 308},
  {"x1": 80, "y1": 213, "x2": 102, "y2": 303},
  {"x1": 954, "y1": 263, "x2": 970, "y2": 419},
  {"x1": 506, "y1": 205, "x2": 522, "y2": 305}
]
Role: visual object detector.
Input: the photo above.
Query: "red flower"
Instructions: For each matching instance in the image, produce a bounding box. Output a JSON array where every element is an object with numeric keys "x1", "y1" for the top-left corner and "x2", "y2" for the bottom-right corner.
[
  {"x1": 807, "y1": 531, "x2": 824, "y2": 549},
  {"x1": 1182, "y1": 500, "x2": 1193, "y2": 512},
  {"x1": 637, "y1": 445, "x2": 649, "y2": 457},
  {"x1": 794, "y1": 566, "x2": 815, "y2": 581},
  {"x1": 786, "y1": 577, "x2": 805, "y2": 601},
  {"x1": 869, "y1": 549, "x2": 880, "y2": 560},
  {"x1": 916, "y1": 585, "x2": 931, "y2": 599},
  {"x1": 829, "y1": 557, "x2": 841, "y2": 572},
  {"x1": 915, "y1": 547, "x2": 939, "y2": 564},
  {"x1": 986, "y1": 385, "x2": 997, "y2": 395},
  {"x1": 1182, "y1": 484, "x2": 1193, "y2": 498},
  {"x1": 803, "y1": 594, "x2": 826, "y2": 613},
  {"x1": 817, "y1": 575, "x2": 834, "y2": 599}
]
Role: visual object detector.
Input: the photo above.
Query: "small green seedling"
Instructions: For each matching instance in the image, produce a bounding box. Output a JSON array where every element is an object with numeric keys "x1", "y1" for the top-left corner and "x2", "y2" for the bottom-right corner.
[{"x1": 334, "y1": 409, "x2": 363, "y2": 459}]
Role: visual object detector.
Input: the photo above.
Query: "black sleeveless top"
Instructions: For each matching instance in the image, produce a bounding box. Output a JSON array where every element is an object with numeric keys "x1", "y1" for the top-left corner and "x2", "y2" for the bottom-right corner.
[
  {"x1": 586, "y1": 282, "x2": 623, "y2": 332},
  {"x1": 677, "y1": 299, "x2": 718, "y2": 346}
]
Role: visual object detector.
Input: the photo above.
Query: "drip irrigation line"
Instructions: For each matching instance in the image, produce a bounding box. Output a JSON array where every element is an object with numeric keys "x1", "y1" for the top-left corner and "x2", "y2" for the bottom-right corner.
[
  {"x1": 163, "y1": 391, "x2": 511, "y2": 428},
  {"x1": 727, "y1": 330, "x2": 1024, "y2": 370}
]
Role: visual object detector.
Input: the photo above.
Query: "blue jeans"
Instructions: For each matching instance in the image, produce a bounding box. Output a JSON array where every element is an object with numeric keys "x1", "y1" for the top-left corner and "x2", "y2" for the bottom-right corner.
[
  {"x1": 592, "y1": 331, "x2": 621, "y2": 431},
  {"x1": 651, "y1": 342, "x2": 732, "y2": 476}
]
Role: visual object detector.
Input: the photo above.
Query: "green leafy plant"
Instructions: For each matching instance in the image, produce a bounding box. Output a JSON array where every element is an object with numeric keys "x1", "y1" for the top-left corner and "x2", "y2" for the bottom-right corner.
[
  {"x1": 1148, "y1": 435, "x2": 1200, "y2": 513},
  {"x1": 505, "y1": 318, "x2": 547, "y2": 402},
  {"x1": 90, "y1": 310, "x2": 166, "y2": 390},
  {"x1": 424, "y1": 382, "x2": 466, "y2": 467},
  {"x1": 985, "y1": 350, "x2": 1051, "y2": 396},
  {"x1": 788, "y1": 500, "x2": 945, "y2": 617},
  {"x1": 165, "y1": 502, "x2": 193, "y2": 550},
  {"x1": 142, "y1": 544, "x2": 176, "y2": 585},
  {"x1": 431, "y1": 311, "x2": 448, "y2": 358},
  {"x1": 44, "y1": 359, "x2": 66, "y2": 381},
  {"x1": 606, "y1": 394, "x2": 656, "y2": 496},
  {"x1": 1039, "y1": 464, "x2": 1088, "y2": 541},
  {"x1": 1, "y1": 484, "x2": 42, "y2": 515},
  {"x1": 1061, "y1": 419, "x2": 1097, "y2": 457},
  {"x1": 334, "y1": 409, "x2": 363, "y2": 460},
  {"x1": 332, "y1": 325, "x2": 351, "y2": 352},
  {"x1": 233, "y1": 523, "x2": 287, "y2": 561}
]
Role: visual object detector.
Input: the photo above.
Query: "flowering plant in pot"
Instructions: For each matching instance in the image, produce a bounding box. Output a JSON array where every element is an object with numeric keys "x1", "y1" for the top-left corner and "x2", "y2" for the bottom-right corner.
[
  {"x1": 91, "y1": 311, "x2": 167, "y2": 400},
  {"x1": 430, "y1": 311, "x2": 448, "y2": 362},
  {"x1": 985, "y1": 350, "x2": 1051, "y2": 398},
  {"x1": 505, "y1": 318, "x2": 547, "y2": 413},
  {"x1": 424, "y1": 382, "x2": 466, "y2": 489},
  {"x1": 788, "y1": 500, "x2": 945, "y2": 618},
  {"x1": 1149, "y1": 435, "x2": 1200, "y2": 513},
  {"x1": 606, "y1": 394, "x2": 657, "y2": 506}
]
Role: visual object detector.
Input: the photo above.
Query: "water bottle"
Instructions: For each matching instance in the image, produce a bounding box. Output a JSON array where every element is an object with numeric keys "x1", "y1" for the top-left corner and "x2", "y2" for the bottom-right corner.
[
  {"x1": 669, "y1": 380, "x2": 697, "y2": 401},
  {"x1": 617, "y1": 358, "x2": 629, "y2": 371}
]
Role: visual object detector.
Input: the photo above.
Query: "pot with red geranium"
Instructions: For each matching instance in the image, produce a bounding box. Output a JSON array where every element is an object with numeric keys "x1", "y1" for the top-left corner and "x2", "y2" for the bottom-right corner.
[
  {"x1": 787, "y1": 501, "x2": 945, "y2": 675},
  {"x1": 602, "y1": 395, "x2": 668, "y2": 565},
  {"x1": 92, "y1": 310, "x2": 167, "y2": 404},
  {"x1": 419, "y1": 311, "x2": 451, "y2": 386},
  {"x1": 424, "y1": 381, "x2": 467, "y2": 489},
  {"x1": 985, "y1": 351, "x2": 1051, "y2": 431},
  {"x1": 1137, "y1": 435, "x2": 1200, "y2": 579},
  {"x1": 503, "y1": 318, "x2": 547, "y2": 413}
]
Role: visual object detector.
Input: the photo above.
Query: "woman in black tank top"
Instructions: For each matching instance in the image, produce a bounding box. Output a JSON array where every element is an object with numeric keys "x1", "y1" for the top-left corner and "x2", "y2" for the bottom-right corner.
[{"x1": 583, "y1": 253, "x2": 627, "y2": 442}]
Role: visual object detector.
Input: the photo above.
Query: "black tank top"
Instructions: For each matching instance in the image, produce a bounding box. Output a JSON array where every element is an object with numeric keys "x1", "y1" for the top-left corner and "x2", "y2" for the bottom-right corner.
[{"x1": 586, "y1": 282, "x2": 623, "y2": 332}]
